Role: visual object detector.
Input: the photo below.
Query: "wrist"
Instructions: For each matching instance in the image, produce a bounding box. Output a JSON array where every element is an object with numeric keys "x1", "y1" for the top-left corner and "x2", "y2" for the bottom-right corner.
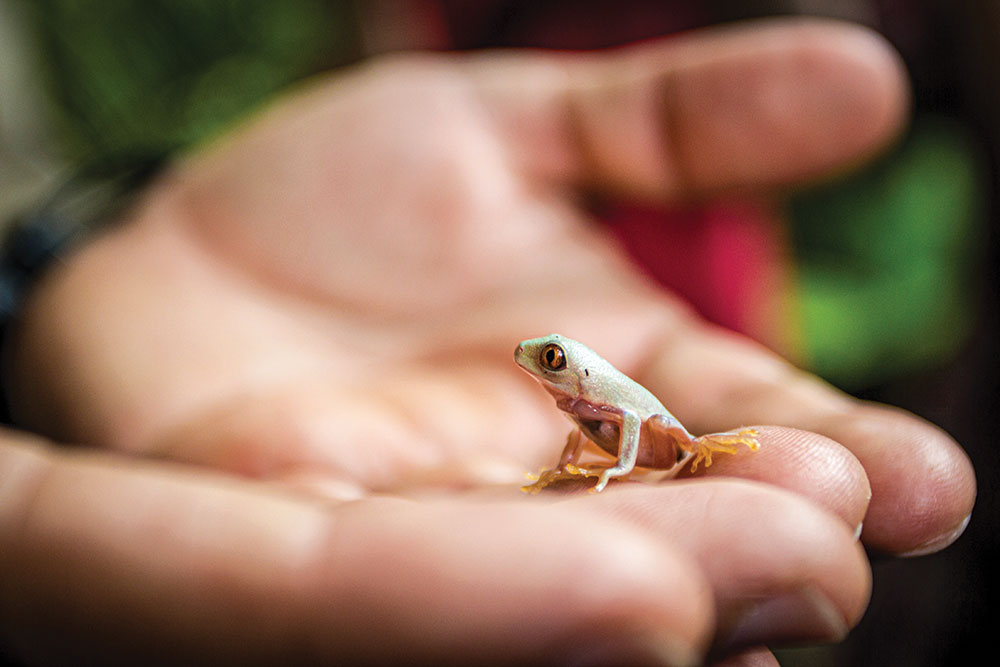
[{"x1": 0, "y1": 154, "x2": 166, "y2": 428}]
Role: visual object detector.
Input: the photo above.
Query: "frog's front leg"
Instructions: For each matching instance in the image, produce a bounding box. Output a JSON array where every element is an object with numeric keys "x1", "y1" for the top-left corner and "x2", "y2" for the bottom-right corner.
[
  {"x1": 520, "y1": 429, "x2": 587, "y2": 494},
  {"x1": 573, "y1": 409, "x2": 641, "y2": 493}
]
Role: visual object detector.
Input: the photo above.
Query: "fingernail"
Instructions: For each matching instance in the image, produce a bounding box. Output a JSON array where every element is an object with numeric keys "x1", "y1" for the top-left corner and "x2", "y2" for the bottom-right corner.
[
  {"x1": 559, "y1": 629, "x2": 700, "y2": 667},
  {"x1": 854, "y1": 522, "x2": 864, "y2": 540},
  {"x1": 899, "y1": 513, "x2": 972, "y2": 557},
  {"x1": 720, "y1": 587, "x2": 847, "y2": 650}
]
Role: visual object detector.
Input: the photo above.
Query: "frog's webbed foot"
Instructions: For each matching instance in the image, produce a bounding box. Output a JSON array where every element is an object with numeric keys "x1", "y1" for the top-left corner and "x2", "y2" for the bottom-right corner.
[
  {"x1": 569, "y1": 463, "x2": 628, "y2": 494},
  {"x1": 521, "y1": 467, "x2": 579, "y2": 494},
  {"x1": 520, "y1": 463, "x2": 611, "y2": 494},
  {"x1": 683, "y1": 428, "x2": 761, "y2": 473},
  {"x1": 566, "y1": 463, "x2": 611, "y2": 493}
]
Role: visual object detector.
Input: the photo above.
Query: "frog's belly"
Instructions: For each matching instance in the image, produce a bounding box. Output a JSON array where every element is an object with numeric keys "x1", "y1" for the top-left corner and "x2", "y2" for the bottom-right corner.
[
  {"x1": 576, "y1": 419, "x2": 619, "y2": 454},
  {"x1": 574, "y1": 418, "x2": 681, "y2": 469}
]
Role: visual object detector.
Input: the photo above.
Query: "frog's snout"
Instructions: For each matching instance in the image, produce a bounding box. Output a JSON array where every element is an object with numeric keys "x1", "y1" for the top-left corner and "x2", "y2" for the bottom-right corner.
[{"x1": 513, "y1": 342, "x2": 530, "y2": 370}]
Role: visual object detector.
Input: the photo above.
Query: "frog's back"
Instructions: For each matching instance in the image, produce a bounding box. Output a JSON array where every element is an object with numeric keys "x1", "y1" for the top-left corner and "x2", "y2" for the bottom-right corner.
[
  {"x1": 560, "y1": 339, "x2": 669, "y2": 419},
  {"x1": 582, "y1": 364, "x2": 668, "y2": 419}
]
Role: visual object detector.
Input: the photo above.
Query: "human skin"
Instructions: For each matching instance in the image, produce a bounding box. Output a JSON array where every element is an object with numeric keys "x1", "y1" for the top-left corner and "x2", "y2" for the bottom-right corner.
[{"x1": 0, "y1": 18, "x2": 975, "y2": 666}]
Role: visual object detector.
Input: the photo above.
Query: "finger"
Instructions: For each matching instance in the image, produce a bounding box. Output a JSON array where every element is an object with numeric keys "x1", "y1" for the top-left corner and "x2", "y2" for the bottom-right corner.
[
  {"x1": 153, "y1": 386, "x2": 870, "y2": 542},
  {"x1": 674, "y1": 425, "x2": 870, "y2": 535},
  {"x1": 471, "y1": 18, "x2": 908, "y2": 199},
  {"x1": 574, "y1": 480, "x2": 871, "y2": 652},
  {"x1": 641, "y1": 318, "x2": 975, "y2": 556},
  {"x1": 0, "y1": 432, "x2": 713, "y2": 665}
]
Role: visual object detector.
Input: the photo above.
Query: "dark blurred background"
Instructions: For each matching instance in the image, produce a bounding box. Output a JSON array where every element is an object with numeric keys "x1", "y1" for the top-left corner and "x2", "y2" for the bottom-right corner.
[{"x1": 0, "y1": 1, "x2": 995, "y2": 665}]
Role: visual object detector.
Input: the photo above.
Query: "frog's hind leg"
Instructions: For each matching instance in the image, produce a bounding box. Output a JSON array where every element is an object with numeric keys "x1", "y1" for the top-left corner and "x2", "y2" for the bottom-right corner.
[
  {"x1": 681, "y1": 428, "x2": 760, "y2": 473},
  {"x1": 646, "y1": 414, "x2": 698, "y2": 477},
  {"x1": 521, "y1": 429, "x2": 589, "y2": 493}
]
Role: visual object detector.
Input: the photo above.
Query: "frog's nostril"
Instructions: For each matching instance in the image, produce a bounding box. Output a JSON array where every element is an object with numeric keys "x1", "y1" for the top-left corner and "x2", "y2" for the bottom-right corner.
[{"x1": 515, "y1": 344, "x2": 524, "y2": 356}]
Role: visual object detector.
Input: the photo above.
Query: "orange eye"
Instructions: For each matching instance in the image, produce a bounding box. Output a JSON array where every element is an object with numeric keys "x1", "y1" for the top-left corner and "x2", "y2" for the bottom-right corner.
[{"x1": 539, "y1": 343, "x2": 566, "y2": 371}]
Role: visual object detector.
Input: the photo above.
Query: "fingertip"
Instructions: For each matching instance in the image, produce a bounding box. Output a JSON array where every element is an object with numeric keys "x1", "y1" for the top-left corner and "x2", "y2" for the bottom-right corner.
[
  {"x1": 585, "y1": 481, "x2": 872, "y2": 647},
  {"x1": 817, "y1": 404, "x2": 976, "y2": 555},
  {"x1": 800, "y1": 19, "x2": 911, "y2": 172},
  {"x1": 784, "y1": 18, "x2": 910, "y2": 153},
  {"x1": 677, "y1": 425, "x2": 870, "y2": 534},
  {"x1": 670, "y1": 18, "x2": 911, "y2": 192}
]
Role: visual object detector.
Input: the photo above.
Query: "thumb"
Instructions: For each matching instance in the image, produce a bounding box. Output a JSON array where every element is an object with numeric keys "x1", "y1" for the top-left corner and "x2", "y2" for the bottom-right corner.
[{"x1": 469, "y1": 17, "x2": 909, "y2": 200}]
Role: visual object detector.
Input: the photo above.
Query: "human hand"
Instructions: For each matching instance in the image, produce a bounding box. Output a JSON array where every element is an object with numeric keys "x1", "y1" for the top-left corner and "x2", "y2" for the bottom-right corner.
[{"x1": 1, "y1": 18, "x2": 974, "y2": 665}]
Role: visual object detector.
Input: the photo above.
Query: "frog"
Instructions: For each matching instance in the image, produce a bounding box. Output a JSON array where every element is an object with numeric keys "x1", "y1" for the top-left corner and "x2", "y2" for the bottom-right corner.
[{"x1": 515, "y1": 334, "x2": 760, "y2": 493}]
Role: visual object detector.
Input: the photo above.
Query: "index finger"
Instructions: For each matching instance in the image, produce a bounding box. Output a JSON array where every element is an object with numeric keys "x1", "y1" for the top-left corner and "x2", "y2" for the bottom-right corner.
[{"x1": 642, "y1": 317, "x2": 975, "y2": 556}]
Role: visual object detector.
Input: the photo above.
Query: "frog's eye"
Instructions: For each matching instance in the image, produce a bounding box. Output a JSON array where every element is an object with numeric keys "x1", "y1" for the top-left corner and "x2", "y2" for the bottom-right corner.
[{"x1": 539, "y1": 343, "x2": 567, "y2": 371}]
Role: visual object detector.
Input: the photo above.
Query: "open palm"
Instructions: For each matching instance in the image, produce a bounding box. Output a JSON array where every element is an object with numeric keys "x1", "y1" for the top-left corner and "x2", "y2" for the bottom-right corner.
[{"x1": 3, "y1": 20, "x2": 974, "y2": 665}]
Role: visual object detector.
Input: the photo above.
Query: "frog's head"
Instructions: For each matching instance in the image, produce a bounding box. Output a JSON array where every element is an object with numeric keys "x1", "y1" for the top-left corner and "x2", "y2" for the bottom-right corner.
[{"x1": 514, "y1": 334, "x2": 599, "y2": 397}]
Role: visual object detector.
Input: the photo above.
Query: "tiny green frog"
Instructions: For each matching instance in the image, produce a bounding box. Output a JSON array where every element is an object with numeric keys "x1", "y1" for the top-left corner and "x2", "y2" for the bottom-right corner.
[{"x1": 515, "y1": 334, "x2": 759, "y2": 493}]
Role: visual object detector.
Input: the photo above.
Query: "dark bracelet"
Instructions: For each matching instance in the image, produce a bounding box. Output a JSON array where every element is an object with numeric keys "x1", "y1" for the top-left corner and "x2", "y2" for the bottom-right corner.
[{"x1": 0, "y1": 153, "x2": 167, "y2": 425}]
